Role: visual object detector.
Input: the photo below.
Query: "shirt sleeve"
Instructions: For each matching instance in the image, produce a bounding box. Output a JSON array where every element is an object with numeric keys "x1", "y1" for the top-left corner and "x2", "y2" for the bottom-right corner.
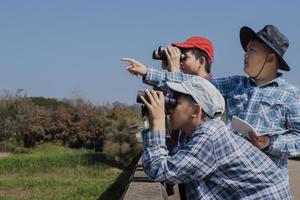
[
  {"x1": 143, "y1": 68, "x2": 194, "y2": 88},
  {"x1": 142, "y1": 130, "x2": 217, "y2": 184},
  {"x1": 144, "y1": 68, "x2": 242, "y2": 98},
  {"x1": 210, "y1": 76, "x2": 241, "y2": 98},
  {"x1": 264, "y1": 94, "x2": 300, "y2": 159}
]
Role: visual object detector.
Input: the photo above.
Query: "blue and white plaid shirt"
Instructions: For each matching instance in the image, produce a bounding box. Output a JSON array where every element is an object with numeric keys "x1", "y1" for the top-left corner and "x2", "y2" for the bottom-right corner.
[
  {"x1": 142, "y1": 118, "x2": 291, "y2": 200},
  {"x1": 144, "y1": 68, "x2": 300, "y2": 177}
]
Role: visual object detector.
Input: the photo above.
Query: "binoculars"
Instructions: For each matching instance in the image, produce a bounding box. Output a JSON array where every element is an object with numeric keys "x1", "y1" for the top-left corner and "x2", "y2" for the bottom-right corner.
[
  {"x1": 152, "y1": 46, "x2": 185, "y2": 61},
  {"x1": 136, "y1": 90, "x2": 177, "y2": 116}
]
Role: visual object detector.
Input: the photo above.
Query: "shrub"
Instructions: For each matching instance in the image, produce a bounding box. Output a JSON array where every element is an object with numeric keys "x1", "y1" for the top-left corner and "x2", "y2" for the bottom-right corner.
[{"x1": 0, "y1": 92, "x2": 143, "y2": 166}]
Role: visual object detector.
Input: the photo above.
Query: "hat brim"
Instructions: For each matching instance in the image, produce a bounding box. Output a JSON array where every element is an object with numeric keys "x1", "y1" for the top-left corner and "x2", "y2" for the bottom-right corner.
[
  {"x1": 240, "y1": 26, "x2": 290, "y2": 71},
  {"x1": 166, "y1": 81, "x2": 190, "y2": 95},
  {"x1": 172, "y1": 42, "x2": 195, "y2": 49}
]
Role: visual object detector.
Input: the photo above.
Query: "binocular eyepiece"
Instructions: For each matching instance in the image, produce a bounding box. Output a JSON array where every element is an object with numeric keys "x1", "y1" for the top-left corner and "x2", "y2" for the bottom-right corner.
[{"x1": 152, "y1": 46, "x2": 185, "y2": 61}]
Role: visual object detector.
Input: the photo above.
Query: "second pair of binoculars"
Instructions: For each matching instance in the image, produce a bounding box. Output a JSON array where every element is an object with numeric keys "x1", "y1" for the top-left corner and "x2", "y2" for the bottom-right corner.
[
  {"x1": 136, "y1": 90, "x2": 177, "y2": 111},
  {"x1": 152, "y1": 46, "x2": 185, "y2": 61}
]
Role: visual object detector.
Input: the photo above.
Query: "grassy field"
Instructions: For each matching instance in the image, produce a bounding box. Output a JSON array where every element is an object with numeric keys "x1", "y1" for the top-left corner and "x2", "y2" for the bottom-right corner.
[{"x1": 0, "y1": 144, "x2": 130, "y2": 200}]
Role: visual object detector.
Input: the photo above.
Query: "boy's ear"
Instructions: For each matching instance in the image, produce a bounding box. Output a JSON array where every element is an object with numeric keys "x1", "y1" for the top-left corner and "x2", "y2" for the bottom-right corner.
[
  {"x1": 267, "y1": 53, "x2": 280, "y2": 69},
  {"x1": 192, "y1": 104, "x2": 202, "y2": 118},
  {"x1": 196, "y1": 56, "x2": 206, "y2": 71},
  {"x1": 199, "y1": 56, "x2": 206, "y2": 65},
  {"x1": 267, "y1": 53, "x2": 277, "y2": 63}
]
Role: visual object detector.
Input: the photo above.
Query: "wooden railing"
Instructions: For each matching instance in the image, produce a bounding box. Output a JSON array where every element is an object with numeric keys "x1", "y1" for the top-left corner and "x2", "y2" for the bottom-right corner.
[{"x1": 122, "y1": 158, "x2": 181, "y2": 200}]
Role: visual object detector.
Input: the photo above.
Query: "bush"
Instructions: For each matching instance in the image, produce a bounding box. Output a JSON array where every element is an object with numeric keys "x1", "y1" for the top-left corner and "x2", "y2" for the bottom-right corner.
[
  {"x1": 0, "y1": 91, "x2": 143, "y2": 166},
  {"x1": 102, "y1": 105, "x2": 143, "y2": 166}
]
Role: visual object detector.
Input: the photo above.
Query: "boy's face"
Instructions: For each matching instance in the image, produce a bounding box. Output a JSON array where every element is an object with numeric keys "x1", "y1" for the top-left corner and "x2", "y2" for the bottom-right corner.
[
  {"x1": 243, "y1": 40, "x2": 271, "y2": 77},
  {"x1": 168, "y1": 95, "x2": 195, "y2": 131},
  {"x1": 180, "y1": 50, "x2": 201, "y2": 75}
]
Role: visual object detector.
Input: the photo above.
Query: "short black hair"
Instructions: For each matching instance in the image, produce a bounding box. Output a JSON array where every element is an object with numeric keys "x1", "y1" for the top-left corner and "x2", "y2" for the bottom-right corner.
[
  {"x1": 173, "y1": 92, "x2": 196, "y2": 105},
  {"x1": 181, "y1": 48, "x2": 212, "y2": 73}
]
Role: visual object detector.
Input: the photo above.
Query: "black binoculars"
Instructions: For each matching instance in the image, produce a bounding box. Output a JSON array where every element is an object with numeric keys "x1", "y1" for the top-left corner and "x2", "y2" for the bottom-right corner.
[
  {"x1": 152, "y1": 46, "x2": 185, "y2": 61},
  {"x1": 136, "y1": 90, "x2": 177, "y2": 116}
]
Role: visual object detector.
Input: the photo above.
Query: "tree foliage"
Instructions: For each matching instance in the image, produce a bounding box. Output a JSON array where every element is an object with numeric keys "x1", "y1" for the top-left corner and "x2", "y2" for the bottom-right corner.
[{"x1": 0, "y1": 91, "x2": 143, "y2": 166}]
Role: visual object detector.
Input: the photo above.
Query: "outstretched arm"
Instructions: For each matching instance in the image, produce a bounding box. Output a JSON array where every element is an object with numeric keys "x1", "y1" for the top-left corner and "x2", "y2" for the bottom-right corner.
[
  {"x1": 144, "y1": 68, "x2": 195, "y2": 88},
  {"x1": 122, "y1": 56, "x2": 194, "y2": 88}
]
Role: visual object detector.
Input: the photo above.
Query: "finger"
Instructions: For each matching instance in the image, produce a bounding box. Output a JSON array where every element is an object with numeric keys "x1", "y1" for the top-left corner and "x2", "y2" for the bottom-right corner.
[
  {"x1": 140, "y1": 96, "x2": 152, "y2": 109},
  {"x1": 150, "y1": 89, "x2": 160, "y2": 103},
  {"x1": 170, "y1": 46, "x2": 177, "y2": 56},
  {"x1": 126, "y1": 64, "x2": 133, "y2": 70},
  {"x1": 145, "y1": 89, "x2": 156, "y2": 105},
  {"x1": 126, "y1": 65, "x2": 137, "y2": 74},
  {"x1": 167, "y1": 46, "x2": 175, "y2": 57},
  {"x1": 127, "y1": 65, "x2": 137, "y2": 73},
  {"x1": 121, "y1": 57, "x2": 134, "y2": 63},
  {"x1": 174, "y1": 46, "x2": 181, "y2": 53},
  {"x1": 157, "y1": 91, "x2": 165, "y2": 104},
  {"x1": 172, "y1": 46, "x2": 180, "y2": 57},
  {"x1": 122, "y1": 58, "x2": 140, "y2": 68},
  {"x1": 165, "y1": 47, "x2": 171, "y2": 60}
]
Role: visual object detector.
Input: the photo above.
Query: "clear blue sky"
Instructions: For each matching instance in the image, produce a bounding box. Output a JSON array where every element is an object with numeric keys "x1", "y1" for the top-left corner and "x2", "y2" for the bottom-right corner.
[{"x1": 1, "y1": 0, "x2": 299, "y2": 104}]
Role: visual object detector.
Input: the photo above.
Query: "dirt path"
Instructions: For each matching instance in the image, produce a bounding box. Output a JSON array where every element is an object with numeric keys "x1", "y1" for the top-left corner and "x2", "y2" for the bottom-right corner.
[{"x1": 289, "y1": 159, "x2": 300, "y2": 199}]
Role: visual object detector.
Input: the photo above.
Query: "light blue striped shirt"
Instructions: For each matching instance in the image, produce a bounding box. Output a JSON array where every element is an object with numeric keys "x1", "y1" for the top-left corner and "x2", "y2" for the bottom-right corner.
[{"x1": 143, "y1": 68, "x2": 300, "y2": 177}]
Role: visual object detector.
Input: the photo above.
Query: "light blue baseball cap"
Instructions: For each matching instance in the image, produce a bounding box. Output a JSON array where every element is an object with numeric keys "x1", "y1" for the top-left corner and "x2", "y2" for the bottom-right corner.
[{"x1": 166, "y1": 76, "x2": 225, "y2": 118}]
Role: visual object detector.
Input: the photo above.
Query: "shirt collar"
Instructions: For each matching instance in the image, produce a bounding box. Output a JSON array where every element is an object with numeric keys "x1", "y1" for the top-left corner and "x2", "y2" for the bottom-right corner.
[{"x1": 248, "y1": 73, "x2": 284, "y2": 87}]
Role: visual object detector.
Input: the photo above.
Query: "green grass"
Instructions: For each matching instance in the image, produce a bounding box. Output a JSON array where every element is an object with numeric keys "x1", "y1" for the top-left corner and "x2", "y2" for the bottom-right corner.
[{"x1": 0, "y1": 144, "x2": 125, "y2": 200}]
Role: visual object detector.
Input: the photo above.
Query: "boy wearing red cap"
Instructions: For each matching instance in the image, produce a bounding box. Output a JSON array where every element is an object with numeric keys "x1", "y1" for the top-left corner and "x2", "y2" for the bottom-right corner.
[
  {"x1": 122, "y1": 35, "x2": 214, "y2": 84},
  {"x1": 123, "y1": 36, "x2": 214, "y2": 145},
  {"x1": 165, "y1": 36, "x2": 213, "y2": 78}
]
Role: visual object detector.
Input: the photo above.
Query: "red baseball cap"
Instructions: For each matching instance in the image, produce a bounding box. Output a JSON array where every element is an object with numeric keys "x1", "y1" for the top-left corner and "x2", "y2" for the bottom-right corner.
[{"x1": 172, "y1": 36, "x2": 214, "y2": 62}]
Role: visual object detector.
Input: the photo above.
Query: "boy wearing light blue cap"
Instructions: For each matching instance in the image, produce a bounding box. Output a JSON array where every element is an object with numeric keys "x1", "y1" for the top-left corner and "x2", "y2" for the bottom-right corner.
[{"x1": 140, "y1": 76, "x2": 290, "y2": 200}]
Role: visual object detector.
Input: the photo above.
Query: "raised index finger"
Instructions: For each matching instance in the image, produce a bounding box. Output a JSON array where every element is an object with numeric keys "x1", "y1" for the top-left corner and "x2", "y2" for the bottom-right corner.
[{"x1": 121, "y1": 57, "x2": 135, "y2": 64}]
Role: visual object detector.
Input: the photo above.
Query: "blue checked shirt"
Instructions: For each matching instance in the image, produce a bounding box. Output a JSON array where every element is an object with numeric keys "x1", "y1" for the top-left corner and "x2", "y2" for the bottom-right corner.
[
  {"x1": 142, "y1": 118, "x2": 291, "y2": 200},
  {"x1": 144, "y1": 68, "x2": 300, "y2": 177}
]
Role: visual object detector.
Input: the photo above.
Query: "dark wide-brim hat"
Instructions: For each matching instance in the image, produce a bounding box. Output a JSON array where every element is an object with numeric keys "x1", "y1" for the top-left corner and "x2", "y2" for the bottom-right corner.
[{"x1": 240, "y1": 25, "x2": 290, "y2": 71}]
